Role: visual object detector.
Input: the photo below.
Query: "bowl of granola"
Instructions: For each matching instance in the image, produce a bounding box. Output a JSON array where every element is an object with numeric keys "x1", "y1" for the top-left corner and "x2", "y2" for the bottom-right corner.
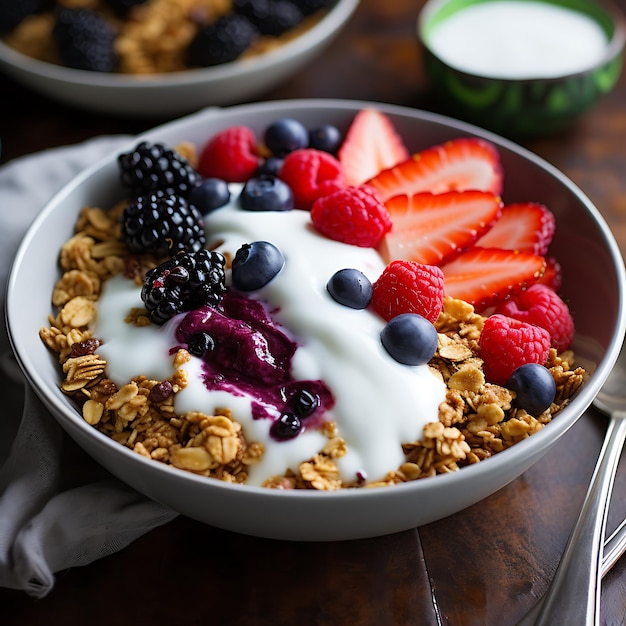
[
  {"x1": 0, "y1": 0, "x2": 359, "y2": 117},
  {"x1": 7, "y1": 99, "x2": 626, "y2": 540}
]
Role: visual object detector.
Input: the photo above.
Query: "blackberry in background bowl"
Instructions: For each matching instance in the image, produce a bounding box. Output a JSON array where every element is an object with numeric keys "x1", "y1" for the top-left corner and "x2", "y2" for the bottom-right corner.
[
  {"x1": 52, "y1": 8, "x2": 117, "y2": 72},
  {"x1": 0, "y1": 0, "x2": 361, "y2": 116}
]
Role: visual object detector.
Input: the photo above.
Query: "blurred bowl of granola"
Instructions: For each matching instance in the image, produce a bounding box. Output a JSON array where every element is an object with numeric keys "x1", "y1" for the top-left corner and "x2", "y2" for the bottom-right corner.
[
  {"x1": 0, "y1": 0, "x2": 360, "y2": 117},
  {"x1": 6, "y1": 99, "x2": 626, "y2": 541}
]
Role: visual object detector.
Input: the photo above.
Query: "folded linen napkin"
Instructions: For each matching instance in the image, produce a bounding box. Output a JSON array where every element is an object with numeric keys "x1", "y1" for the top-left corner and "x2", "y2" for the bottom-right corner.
[{"x1": 0, "y1": 137, "x2": 178, "y2": 599}]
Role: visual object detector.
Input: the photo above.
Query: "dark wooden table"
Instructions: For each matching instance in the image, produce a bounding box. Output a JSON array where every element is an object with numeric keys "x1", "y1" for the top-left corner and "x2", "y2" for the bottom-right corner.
[{"x1": 2, "y1": 1, "x2": 626, "y2": 623}]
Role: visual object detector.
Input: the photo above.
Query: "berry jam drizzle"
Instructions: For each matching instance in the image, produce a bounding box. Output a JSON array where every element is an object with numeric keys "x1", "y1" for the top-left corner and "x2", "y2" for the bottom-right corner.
[{"x1": 175, "y1": 291, "x2": 334, "y2": 440}]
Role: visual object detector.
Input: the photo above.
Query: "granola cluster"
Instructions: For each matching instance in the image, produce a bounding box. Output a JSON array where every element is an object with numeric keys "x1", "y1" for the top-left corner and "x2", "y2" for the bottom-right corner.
[
  {"x1": 40, "y1": 179, "x2": 588, "y2": 491},
  {"x1": 4, "y1": 0, "x2": 327, "y2": 75}
]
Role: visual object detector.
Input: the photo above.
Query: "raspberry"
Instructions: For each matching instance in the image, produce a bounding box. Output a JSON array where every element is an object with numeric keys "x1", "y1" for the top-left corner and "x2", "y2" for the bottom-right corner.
[
  {"x1": 310, "y1": 186, "x2": 391, "y2": 248},
  {"x1": 479, "y1": 314, "x2": 552, "y2": 386},
  {"x1": 197, "y1": 126, "x2": 260, "y2": 182},
  {"x1": 372, "y1": 260, "x2": 444, "y2": 323},
  {"x1": 494, "y1": 283, "x2": 574, "y2": 352},
  {"x1": 279, "y1": 148, "x2": 345, "y2": 209}
]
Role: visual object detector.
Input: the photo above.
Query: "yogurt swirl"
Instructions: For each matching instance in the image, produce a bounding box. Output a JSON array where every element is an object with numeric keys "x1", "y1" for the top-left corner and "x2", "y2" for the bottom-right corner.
[{"x1": 94, "y1": 190, "x2": 446, "y2": 486}]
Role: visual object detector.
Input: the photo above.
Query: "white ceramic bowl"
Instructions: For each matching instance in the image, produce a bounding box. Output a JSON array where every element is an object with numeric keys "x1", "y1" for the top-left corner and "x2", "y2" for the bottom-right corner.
[
  {"x1": 7, "y1": 99, "x2": 626, "y2": 541},
  {"x1": 0, "y1": 0, "x2": 359, "y2": 117}
]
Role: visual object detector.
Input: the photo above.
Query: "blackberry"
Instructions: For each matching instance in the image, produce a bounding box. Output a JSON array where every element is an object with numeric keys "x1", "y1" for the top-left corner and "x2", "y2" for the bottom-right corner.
[
  {"x1": 52, "y1": 8, "x2": 117, "y2": 72},
  {"x1": 232, "y1": 0, "x2": 269, "y2": 21},
  {"x1": 0, "y1": 0, "x2": 48, "y2": 34},
  {"x1": 118, "y1": 141, "x2": 201, "y2": 197},
  {"x1": 233, "y1": 0, "x2": 303, "y2": 36},
  {"x1": 284, "y1": 0, "x2": 334, "y2": 16},
  {"x1": 188, "y1": 13, "x2": 258, "y2": 67},
  {"x1": 141, "y1": 250, "x2": 227, "y2": 325},
  {"x1": 122, "y1": 191, "x2": 206, "y2": 258}
]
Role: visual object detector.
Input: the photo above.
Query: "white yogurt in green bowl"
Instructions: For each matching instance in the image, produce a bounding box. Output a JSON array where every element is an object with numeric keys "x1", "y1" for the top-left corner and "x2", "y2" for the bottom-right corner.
[{"x1": 418, "y1": 0, "x2": 626, "y2": 136}]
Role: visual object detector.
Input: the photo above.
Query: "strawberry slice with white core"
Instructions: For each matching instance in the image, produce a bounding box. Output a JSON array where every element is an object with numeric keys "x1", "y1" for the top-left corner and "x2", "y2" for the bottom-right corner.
[
  {"x1": 338, "y1": 109, "x2": 410, "y2": 186},
  {"x1": 379, "y1": 190, "x2": 503, "y2": 266},
  {"x1": 365, "y1": 137, "x2": 503, "y2": 202},
  {"x1": 441, "y1": 247, "x2": 546, "y2": 311},
  {"x1": 475, "y1": 202, "x2": 556, "y2": 255}
]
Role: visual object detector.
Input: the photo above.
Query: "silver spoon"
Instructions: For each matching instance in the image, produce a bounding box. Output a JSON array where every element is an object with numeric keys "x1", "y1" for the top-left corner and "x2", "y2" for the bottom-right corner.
[
  {"x1": 603, "y1": 515, "x2": 626, "y2": 575},
  {"x1": 518, "y1": 341, "x2": 626, "y2": 625}
]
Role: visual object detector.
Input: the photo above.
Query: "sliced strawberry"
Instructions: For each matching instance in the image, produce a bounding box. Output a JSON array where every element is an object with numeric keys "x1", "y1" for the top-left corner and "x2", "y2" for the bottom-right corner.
[
  {"x1": 536, "y1": 256, "x2": 562, "y2": 291},
  {"x1": 441, "y1": 247, "x2": 546, "y2": 311},
  {"x1": 378, "y1": 190, "x2": 503, "y2": 266},
  {"x1": 338, "y1": 109, "x2": 410, "y2": 186},
  {"x1": 475, "y1": 202, "x2": 555, "y2": 255},
  {"x1": 365, "y1": 137, "x2": 503, "y2": 202}
]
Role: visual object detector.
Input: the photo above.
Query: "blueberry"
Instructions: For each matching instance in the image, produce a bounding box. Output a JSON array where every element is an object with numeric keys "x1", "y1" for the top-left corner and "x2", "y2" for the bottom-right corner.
[
  {"x1": 308, "y1": 124, "x2": 342, "y2": 154},
  {"x1": 507, "y1": 363, "x2": 556, "y2": 416},
  {"x1": 239, "y1": 175, "x2": 294, "y2": 211},
  {"x1": 291, "y1": 387, "x2": 320, "y2": 417},
  {"x1": 188, "y1": 178, "x2": 230, "y2": 215},
  {"x1": 327, "y1": 268, "x2": 373, "y2": 309},
  {"x1": 187, "y1": 331, "x2": 216, "y2": 358},
  {"x1": 271, "y1": 413, "x2": 302, "y2": 440},
  {"x1": 257, "y1": 156, "x2": 284, "y2": 177},
  {"x1": 232, "y1": 241, "x2": 285, "y2": 291},
  {"x1": 264, "y1": 118, "x2": 309, "y2": 157},
  {"x1": 380, "y1": 313, "x2": 438, "y2": 366}
]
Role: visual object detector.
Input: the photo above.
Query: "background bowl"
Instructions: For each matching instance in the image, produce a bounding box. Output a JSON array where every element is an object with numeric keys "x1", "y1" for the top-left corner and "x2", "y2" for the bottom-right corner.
[
  {"x1": 418, "y1": 0, "x2": 626, "y2": 137},
  {"x1": 0, "y1": 0, "x2": 359, "y2": 118},
  {"x1": 6, "y1": 99, "x2": 626, "y2": 541}
]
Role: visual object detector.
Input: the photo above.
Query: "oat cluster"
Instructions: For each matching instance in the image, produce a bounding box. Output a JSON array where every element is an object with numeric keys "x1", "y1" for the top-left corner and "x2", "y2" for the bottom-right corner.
[
  {"x1": 40, "y1": 150, "x2": 588, "y2": 490},
  {"x1": 4, "y1": 0, "x2": 324, "y2": 74}
]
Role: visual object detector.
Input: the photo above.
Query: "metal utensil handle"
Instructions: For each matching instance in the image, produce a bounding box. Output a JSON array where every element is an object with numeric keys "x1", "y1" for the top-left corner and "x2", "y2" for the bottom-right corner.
[
  {"x1": 602, "y1": 515, "x2": 626, "y2": 575},
  {"x1": 517, "y1": 509, "x2": 626, "y2": 625},
  {"x1": 518, "y1": 414, "x2": 626, "y2": 626}
]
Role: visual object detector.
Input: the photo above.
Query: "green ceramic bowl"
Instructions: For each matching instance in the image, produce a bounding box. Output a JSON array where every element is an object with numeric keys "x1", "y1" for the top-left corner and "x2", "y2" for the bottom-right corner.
[{"x1": 418, "y1": 0, "x2": 626, "y2": 137}]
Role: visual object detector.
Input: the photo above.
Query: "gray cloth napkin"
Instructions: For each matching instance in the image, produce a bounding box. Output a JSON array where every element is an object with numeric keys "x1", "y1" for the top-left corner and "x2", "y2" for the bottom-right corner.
[{"x1": 0, "y1": 137, "x2": 178, "y2": 599}]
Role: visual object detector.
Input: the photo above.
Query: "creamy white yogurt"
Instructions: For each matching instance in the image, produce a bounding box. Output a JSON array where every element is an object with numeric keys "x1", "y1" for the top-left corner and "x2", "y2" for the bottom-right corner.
[
  {"x1": 95, "y1": 191, "x2": 446, "y2": 486},
  {"x1": 426, "y1": 0, "x2": 608, "y2": 79}
]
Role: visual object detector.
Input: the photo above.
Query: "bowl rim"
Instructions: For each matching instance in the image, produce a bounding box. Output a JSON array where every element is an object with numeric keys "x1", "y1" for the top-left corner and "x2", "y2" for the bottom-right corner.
[
  {"x1": 6, "y1": 97, "x2": 626, "y2": 504},
  {"x1": 418, "y1": 0, "x2": 626, "y2": 82},
  {"x1": 0, "y1": 0, "x2": 360, "y2": 90}
]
